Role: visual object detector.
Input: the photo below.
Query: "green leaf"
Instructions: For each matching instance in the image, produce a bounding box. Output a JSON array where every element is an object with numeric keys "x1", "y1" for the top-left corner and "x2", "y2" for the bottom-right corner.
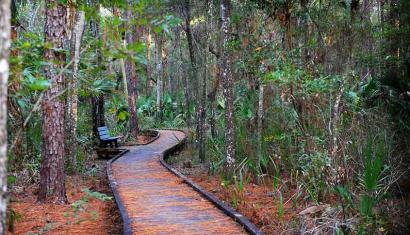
[
  {"x1": 217, "y1": 97, "x2": 225, "y2": 109},
  {"x1": 20, "y1": 42, "x2": 31, "y2": 49},
  {"x1": 359, "y1": 194, "x2": 375, "y2": 217},
  {"x1": 118, "y1": 111, "x2": 128, "y2": 121},
  {"x1": 7, "y1": 175, "x2": 17, "y2": 185},
  {"x1": 334, "y1": 185, "x2": 353, "y2": 205},
  {"x1": 27, "y1": 79, "x2": 51, "y2": 91},
  {"x1": 153, "y1": 25, "x2": 162, "y2": 34}
]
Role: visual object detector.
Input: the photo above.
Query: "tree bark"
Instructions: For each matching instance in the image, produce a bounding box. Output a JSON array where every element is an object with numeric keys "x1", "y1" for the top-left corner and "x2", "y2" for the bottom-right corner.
[
  {"x1": 155, "y1": 32, "x2": 164, "y2": 121},
  {"x1": 91, "y1": 96, "x2": 105, "y2": 134},
  {"x1": 208, "y1": 14, "x2": 222, "y2": 140},
  {"x1": 221, "y1": 0, "x2": 236, "y2": 173},
  {"x1": 38, "y1": 0, "x2": 68, "y2": 204},
  {"x1": 65, "y1": 10, "x2": 85, "y2": 174},
  {"x1": 124, "y1": 1, "x2": 139, "y2": 139},
  {"x1": 256, "y1": 77, "x2": 264, "y2": 175},
  {"x1": 209, "y1": 76, "x2": 220, "y2": 139},
  {"x1": 300, "y1": 0, "x2": 310, "y2": 67},
  {"x1": 67, "y1": 0, "x2": 76, "y2": 40},
  {"x1": 183, "y1": 0, "x2": 200, "y2": 133},
  {"x1": 89, "y1": 1, "x2": 105, "y2": 138},
  {"x1": 198, "y1": 0, "x2": 211, "y2": 162},
  {"x1": 146, "y1": 27, "x2": 152, "y2": 97},
  {"x1": 0, "y1": 0, "x2": 11, "y2": 232},
  {"x1": 175, "y1": 26, "x2": 191, "y2": 126}
]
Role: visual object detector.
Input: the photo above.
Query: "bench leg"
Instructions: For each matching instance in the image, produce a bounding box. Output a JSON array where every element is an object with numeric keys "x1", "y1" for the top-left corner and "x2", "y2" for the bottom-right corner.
[{"x1": 114, "y1": 140, "x2": 118, "y2": 148}]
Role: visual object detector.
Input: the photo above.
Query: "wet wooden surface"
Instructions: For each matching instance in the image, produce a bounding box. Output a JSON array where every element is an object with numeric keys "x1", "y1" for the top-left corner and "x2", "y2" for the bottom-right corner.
[{"x1": 111, "y1": 130, "x2": 247, "y2": 234}]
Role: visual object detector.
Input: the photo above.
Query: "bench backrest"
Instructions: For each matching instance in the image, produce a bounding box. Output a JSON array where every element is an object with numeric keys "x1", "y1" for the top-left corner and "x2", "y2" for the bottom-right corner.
[{"x1": 97, "y1": 126, "x2": 111, "y2": 140}]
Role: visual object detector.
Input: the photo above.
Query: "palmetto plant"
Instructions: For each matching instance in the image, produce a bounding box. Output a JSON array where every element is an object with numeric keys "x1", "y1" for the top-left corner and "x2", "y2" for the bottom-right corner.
[{"x1": 359, "y1": 136, "x2": 384, "y2": 218}]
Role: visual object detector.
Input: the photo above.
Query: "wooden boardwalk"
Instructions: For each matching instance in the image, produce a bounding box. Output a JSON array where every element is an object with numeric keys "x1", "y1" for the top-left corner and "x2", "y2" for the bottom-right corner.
[{"x1": 110, "y1": 130, "x2": 247, "y2": 235}]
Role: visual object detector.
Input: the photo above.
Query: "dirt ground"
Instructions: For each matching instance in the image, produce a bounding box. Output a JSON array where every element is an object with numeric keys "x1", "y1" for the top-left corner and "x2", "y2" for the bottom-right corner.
[
  {"x1": 7, "y1": 158, "x2": 122, "y2": 235},
  {"x1": 167, "y1": 147, "x2": 410, "y2": 235},
  {"x1": 122, "y1": 133, "x2": 158, "y2": 146},
  {"x1": 167, "y1": 147, "x2": 306, "y2": 235}
]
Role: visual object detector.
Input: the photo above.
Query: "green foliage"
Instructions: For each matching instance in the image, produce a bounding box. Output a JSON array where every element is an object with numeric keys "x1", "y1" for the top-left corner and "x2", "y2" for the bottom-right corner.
[
  {"x1": 25, "y1": 222, "x2": 55, "y2": 235},
  {"x1": 277, "y1": 192, "x2": 284, "y2": 219},
  {"x1": 82, "y1": 188, "x2": 113, "y2": 202},
  {"x1": 334, "y1": 185, "x2": 353, "y2": 206},
  {"x1": 362, "y1": 138, "x2": 384, "y2": 192},
  {"x1": 359, "y1": 136, "x2": 385, "y2": 219},
  {"x1": 7, "y1": 209, "x2": 22, "y2": 233},
  {"x1": 68, "y1": 188, "x2": 112, "y2": 224}
]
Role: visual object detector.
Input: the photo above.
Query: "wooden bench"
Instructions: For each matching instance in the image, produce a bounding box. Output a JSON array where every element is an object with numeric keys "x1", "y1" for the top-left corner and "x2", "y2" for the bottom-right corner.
[{"x1": 97, "y1": 126, "x2": 122, "y2": 148}]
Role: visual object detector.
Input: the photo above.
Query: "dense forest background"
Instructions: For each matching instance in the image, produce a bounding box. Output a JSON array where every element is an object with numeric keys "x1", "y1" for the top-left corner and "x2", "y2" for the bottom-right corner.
[{"x1": 0, "y1": 0, "x2": 409, "y2": 234}]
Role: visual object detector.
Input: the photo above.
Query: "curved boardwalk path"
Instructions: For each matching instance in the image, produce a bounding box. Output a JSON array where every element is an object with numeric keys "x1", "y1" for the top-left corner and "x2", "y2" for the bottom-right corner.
[{"x1": 110, "y1": 130, "x2": 247, "y2": 235}]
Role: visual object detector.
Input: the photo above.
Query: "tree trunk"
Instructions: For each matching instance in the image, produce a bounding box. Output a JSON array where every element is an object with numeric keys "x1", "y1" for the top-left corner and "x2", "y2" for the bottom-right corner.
[
  {"x1": 67, "y1": 0, "x2": 76, "y2": 40},
  {"x1": 146, "y1": 27, "x2": 152, "y2": 97},
  {"x1": 175, "y1": 26, "x2": 191, "y2": 126},
  {"x1": 183, "y1": 0, "x2": 200, "y2": 133},
  {"x1": 89, "y1": 2, "x2": 105, "y2": 138},
  {"x1": 198, "y1": 0, "x2": 210, "y2": 162},
  {"x1": 208, "y1": 15, "x2": 222, "y2": 140},
  {"x1": 121, "y1": 40, "x2": 128, "y2": 97},
  {"x1": 38, "y1": 0, "x2": 67, "y2": 204},
  {"x1": 221, "y1": 0, "x2": 236, "y2": 173},
  {"x1": 124, "y1": 2, "x2": 139, "y2": 139},
  {"x1": 300, "y1": 0, "x2": 310, "y2": 67},
  {"x1": 0, "y1": 0, "x2": 11, "y2": 232},
  {"x1": 65, "y1": 10, "x2": 85, "y2": 174},
  {"x1": 155, "y1": 32, "x2": 164, "y2": 121},
  {"x1": 208, "y1": 76, "x2": 220, "y2": 139},
  {"x1": 91, "y1": 96, "x2": 105, "y2": 133},
  {"x1": 361, "y1": 0, "x2": 374, "y2": 78},
  {"x1": 327, "y1": 81, "x2": 345, "y2": 186},
  {"x1": 256, "y1": 77, "x2": 264, "y2": 175}
]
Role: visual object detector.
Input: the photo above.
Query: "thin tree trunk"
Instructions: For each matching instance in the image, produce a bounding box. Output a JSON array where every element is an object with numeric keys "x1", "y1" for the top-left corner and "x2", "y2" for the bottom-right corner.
[
  {"x1": 146, "y1": 27, "x2": 152, "y2": 97},
  {"x1": 361, "y1": 0, "x2": 374, "y2": 78},
  {"x1": 256, "y1": 77, "x2": 264, "y2": 175},
  {"x1": 0, "y1": 0, "x2": 11, "y2": 232},
  {"x1": 124, "y1": 2, "x2": 139, "y2": 138},
  {"x1": 28, "y1": 1, "x2": 40, "y2": 31},
  {"x1": 198, "y1": 0, "x2": 210, "y2": 162},
  {"x1": 112, "y1": 7, "x2": 128, "y2": 98},
  {"x1": 208, "y1": 76, "x2": 220, "y2": 139},
  {"x1": 67, "y1": 0, "x2": 76, "y2": 40},
  {"x1": 65, "y1": 10, "x2": 85, "y2": 174},
  {"x1": 221, "y1": 0, "x2": 236, "y2": 173},
  {"x1": 183, "y1": 0, "x2": 200, "y2": 132},
  {"x1": 38, "y1": 0, "x2": 67, "y2": 204},
  {"x1": 91, "y1": 96, "x2": 105, "y2": 132},
  {"x1": 155, "y1": 32, "x2": 164, "y2": 121},
  {"x1": 208, "y1": 15, "x2": 222, "y2": 140},
  {"x1": 162, "y1": 41, "x2": 168, "y2": 100},
  {"x1": 121, "y1": 40, "x2": 128, "y2": 97},
  {"x1": 300, "y1": 0, "x2": 309, "y2": 67},
  {"x1": 89, "y1": 1, "x2": 105, "y2": 138},
  {"x1": 327, "y1": 82, "x2": 344, "y2": 186},
  {"x1": 175, "y1": 26, "x2": 191, "y2": 127}
]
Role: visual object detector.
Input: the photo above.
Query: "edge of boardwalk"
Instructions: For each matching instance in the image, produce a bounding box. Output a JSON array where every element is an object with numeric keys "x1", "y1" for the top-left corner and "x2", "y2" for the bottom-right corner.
[
  {"x1": 107, "y1": 129, "x2": 264, "y2": 235},
  {"x1": 106, "y1": 130, "x2": 160, "y2": 235},
  {"x1": 159, "y1": 130, "x2": 264, "y2": 235},
  {"x1": 107, "y1": 148, "x2": 132, "y2": 235}
]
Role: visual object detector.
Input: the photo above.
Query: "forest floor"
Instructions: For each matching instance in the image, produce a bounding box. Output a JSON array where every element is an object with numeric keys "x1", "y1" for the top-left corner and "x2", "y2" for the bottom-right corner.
[
  {"x1": 7, "y1": 157, "x2": 122, "y2": 235},
  {"x1": 167, "y1": 146, "x2": 410, "y2": 234},
  {"x1": 166, "y1": 146, "x2": 307, "y2": 235},
  {"x1": 122, "y1": 130, "x2": 159, "y2": 146}
]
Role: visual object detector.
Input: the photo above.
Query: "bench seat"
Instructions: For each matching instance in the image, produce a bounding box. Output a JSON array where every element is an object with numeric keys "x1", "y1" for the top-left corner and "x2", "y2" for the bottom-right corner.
[{"x1": 98, "y1": 126, "x2": 122, "y2": 148}]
